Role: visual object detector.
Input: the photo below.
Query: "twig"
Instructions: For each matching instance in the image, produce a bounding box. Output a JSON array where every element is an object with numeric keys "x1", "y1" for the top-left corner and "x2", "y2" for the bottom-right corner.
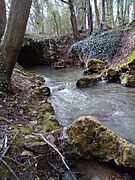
[
  {"x1": 48, "y1": 161, "x2": 59, "y2": 173},
  {"x1": 33, "y1": 133, "x2": 77, "y2": 180},
  {"x1": 1, "y1": 132, "x2": 18, "y2": 157},
  {"x1": 0, "y1": 158, "x2": 19, "y2": 180},
  {"x1": 4, "y1": 156, "x2": 25, "y2": 167},
  {"x1": 0, "y1": 116, "x2": 12, "y2": 124}
]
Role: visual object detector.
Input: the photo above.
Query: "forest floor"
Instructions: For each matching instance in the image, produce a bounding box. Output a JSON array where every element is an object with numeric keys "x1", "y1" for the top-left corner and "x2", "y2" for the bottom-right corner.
[{"x1": 0, "y1": 27, "x2": 135, "y2": 179}]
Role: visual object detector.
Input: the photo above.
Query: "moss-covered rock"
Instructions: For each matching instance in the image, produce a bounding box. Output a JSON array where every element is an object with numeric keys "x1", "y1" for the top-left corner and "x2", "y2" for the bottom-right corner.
[
  {"x1": 76, "y1": 75, "x2": 100, "y2": 88},
  {"x1": 53, "y1": 60, "x2": 67, "y2": 69},
  {"x1": 84, "y1": 58, "x2": 104, "y2": 75},
  {"x1": 101, "y1": 68, "x2": 121, "y2": 82},
  {"x1": 68, "y1": 116, "x2": 135, "y2": 168},
  {"x1": 120, "y1": 73, "x2": 135, "y2": 87}
]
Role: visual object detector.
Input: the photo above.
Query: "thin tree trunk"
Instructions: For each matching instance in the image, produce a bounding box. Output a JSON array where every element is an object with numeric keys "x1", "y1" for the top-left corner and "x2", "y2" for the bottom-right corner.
[
  {"x1": 0, "y1": 0, "x2": 6, "y2": 40},
  {"x1": 101, "y1": 0, "x2": 106, "y2": 22},
  {"x1": 0, "y1": 0, "x2": 32, "y2": 91},
  {"x1": 68, "y1": 0, "x2": 79, "y2": 40},
  {"x1": 116, "y1": 0, "x2": 120, "y2": 25},
  {"x1": 86, "y1": 0, "x2": 93, "y2": 35},
  {"x1": 110, "y1": 0, "x2": 114, "y2": 26},
  {"x1": 120, "y1": 0, "x2": 124, "y2": 24},
  {"x1": 133, "y1": 0, "x2": 135, "y2": 19},
  {"x1": 93, "y1": 0, "x2": 100, "y2": 28}
]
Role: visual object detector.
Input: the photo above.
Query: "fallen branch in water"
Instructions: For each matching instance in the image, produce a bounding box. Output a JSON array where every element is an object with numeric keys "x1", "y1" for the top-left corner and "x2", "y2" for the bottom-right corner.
[{"x1": 33, "y1": 133, "x2": 77, "y2": 180}]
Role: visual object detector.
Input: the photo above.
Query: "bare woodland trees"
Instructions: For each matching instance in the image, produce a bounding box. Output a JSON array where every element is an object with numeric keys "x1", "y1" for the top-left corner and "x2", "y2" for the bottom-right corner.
[
  {"x1": 0, "y1": 0, "x2": 32, "y2": 92},
  {"x1": 0, "y1": 0, "x2": 134, "y2": 92}
]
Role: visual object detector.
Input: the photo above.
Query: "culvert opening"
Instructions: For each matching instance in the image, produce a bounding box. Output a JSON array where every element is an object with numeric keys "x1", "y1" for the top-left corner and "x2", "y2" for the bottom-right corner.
[{"x1": 17, "y1": 45, "x2": 42, "y2": 68}]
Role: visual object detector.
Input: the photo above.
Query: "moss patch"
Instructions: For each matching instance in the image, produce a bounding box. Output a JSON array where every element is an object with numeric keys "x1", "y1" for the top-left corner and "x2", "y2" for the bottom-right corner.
[
  {"x1": 128, "y1": 50, "x2": 135, "y2": 64},
  {"x1": 68, "y1": 116, "x2": 135, "y2": 168}
]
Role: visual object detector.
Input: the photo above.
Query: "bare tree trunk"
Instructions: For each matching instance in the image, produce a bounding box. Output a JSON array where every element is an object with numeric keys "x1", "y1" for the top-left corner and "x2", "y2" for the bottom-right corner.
[
  {"x1": 120, "y1": 0, "x2": 124, "y2": 24},
  {"x1": 133, "y1": 0, "x2": 135, "y2": 19},
  {"x1": 124, "y1": 0, "x2": 130, "y2": 24},
  {"x1": 107, "y1": 0, "x2": 114, "y2": 27},
  {"x1": 101, "y1": 0, "x2": 106, "y2": 22},
  {"x1": 93, "y1": 0, "x2": 100, "y2": 28},
  {"x1": 68, "y1": 0, "x2": 79, "y2": 40},
  {"x1": 0, "y1": 0, "x2": 32, "y2": 91},
  {"x1": 0, "y1": 0, "x2": 6, "y2": 40},
  {"x1": 116, "y1": 0, "x2": 121, "y2": 25},
  {"x1": 86, "y1": 0, "x2": 93, "y2": 35}
]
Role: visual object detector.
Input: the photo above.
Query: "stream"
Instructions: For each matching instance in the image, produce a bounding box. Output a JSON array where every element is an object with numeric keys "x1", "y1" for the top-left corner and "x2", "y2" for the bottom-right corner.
[{"x1": 27, "y1": 65, "x2": 135, "y2": 179}]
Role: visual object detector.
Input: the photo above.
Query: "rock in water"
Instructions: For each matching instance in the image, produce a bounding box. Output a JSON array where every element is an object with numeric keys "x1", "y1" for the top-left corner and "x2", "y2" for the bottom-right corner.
[{"x1": 68, "y1": 116, "x2": 135, "y2": 169}]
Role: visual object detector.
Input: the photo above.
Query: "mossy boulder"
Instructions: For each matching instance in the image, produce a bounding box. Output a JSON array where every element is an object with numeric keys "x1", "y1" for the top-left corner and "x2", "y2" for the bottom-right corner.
[
  {"x1": 68, "y1": 116, "x2": 135, "y2": 168},
  {"x1": 53, "y1": 60, "x2": 67, "y2": 69},
  {"x1": 120, "y1": 73, "x2": 135, "y2": 87},
  {"x1": 84, "y1": 58, "x2": 104, "y2": 75},
  {"x1": 101, "y1": 68, "x2": 121, "y2": 82},
  {"x1": 76, "y1": 75, "x2": 100, "y2": 88}
]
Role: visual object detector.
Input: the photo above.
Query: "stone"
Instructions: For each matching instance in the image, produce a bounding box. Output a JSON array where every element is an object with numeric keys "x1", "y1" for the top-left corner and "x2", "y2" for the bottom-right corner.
[
  {"x1": 76, "y1": 75, "x2": 100, "y2": 88},
  {"x1": 35, "y1": 86, "x2": 50, "y2": 98},
  {"x1": 24, "y1": 142, "x2": 49, "y2": 154},
  {"x1": 53, "y1": 60, "x2": 66, "y2": 69},
  {"x1": 101, "y1": 68, "x2": 121, "y2": 82},
  {"x1": 21, "y1": 150, "x2": 33, "y2": 156},
  {"x1": 120, "y1": 73, "x2": 135, "y2": 87},
  {"x1": 68, "y1": 116, "x2": 135, "y2": 169},
  {"x1": 84, "y1": 58, "x2": 104, "y2": 75}
]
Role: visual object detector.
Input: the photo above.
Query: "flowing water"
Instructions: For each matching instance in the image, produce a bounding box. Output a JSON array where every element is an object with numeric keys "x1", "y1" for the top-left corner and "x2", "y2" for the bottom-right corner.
[
  {"x1": 27, "y1": 66, "x2": 135, "y2": 179},
  {"x1": 28, "y1": 66, "x2": 135, "y2": 144}
]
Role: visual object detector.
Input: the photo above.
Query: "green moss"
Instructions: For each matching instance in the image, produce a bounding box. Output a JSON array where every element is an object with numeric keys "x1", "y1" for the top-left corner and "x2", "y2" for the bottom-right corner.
[
  {"x1": 20, "y1": 127, "x2": 32, "y2": 135},
  {"x1": 10, "y1": 134, "x2": 24, "y2": 153},
  {"x1": 87, "y1": 58, "x2": 103, "y2": 64},
  {"x1": 0, "y1": 165, "x2": 10, "y2": 178},
  {"x1": 128, "y1": 50, "x2": 135, "y2": 64},
  {"x1": 41, "y1": 103, "x2": 54, "y2": 114},
  {"x1": 42, "y1": 120, "x2": 61, "y2": 132},
  {"x1": 14, "y1": 68, "x2": 28, "y2": 76},
  {"x1": 119, "y1": 63, "x2": 129, "y2": 73}
]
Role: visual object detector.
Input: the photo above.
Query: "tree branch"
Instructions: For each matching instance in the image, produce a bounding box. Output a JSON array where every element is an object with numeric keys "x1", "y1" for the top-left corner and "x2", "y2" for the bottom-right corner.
[
  {"x1": 60, "y1": 0, "x2": 68, "y2": 4},
  {"x1": 33, "y1": 133, "x2": 77, "y2": 180}
]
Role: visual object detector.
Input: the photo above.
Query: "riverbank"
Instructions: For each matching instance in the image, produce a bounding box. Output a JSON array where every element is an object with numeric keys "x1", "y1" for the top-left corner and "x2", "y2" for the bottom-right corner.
[
  {"x1": 0, "y1": 66, "x2": 64, "y2": 179},
  {"x1": 0, "y1": 65, "x2": 134, "y2": 179}
]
